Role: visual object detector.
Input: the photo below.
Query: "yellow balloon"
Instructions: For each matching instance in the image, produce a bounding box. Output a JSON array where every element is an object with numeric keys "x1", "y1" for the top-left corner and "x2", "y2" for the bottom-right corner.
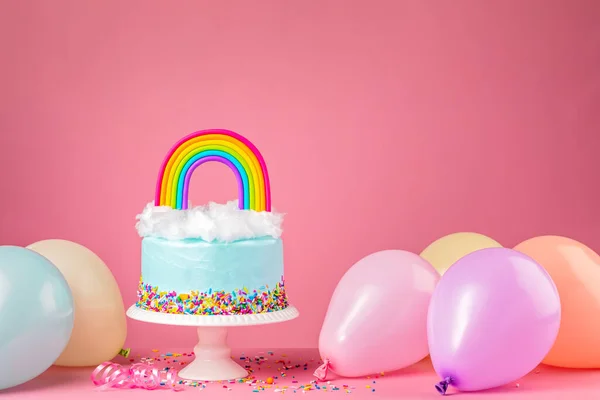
[
  {"x1": 420, "y1": 232, "x2": 503, "y2": 275},
  {"x1": 27, "y1": 239, "x2": 126, "y2": 367}
]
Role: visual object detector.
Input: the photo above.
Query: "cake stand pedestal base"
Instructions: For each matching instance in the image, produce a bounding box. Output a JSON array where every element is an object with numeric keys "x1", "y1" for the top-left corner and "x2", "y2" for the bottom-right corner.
[
  {"x1": 126, "y1": 305, "x2": 299, "y2": 382},
  {"x1": 178, "y1": 327, "x2": 247, "y2": 381}
]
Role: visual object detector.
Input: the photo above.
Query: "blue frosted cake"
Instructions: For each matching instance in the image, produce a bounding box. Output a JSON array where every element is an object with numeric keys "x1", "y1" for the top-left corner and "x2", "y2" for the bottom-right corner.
[{"x1": 134, "y1": 129, "x2": 288, "y2": 315}]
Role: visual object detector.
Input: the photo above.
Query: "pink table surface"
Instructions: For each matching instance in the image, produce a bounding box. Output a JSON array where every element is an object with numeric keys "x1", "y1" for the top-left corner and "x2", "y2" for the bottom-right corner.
[{"x1": 2, "y1": 348, "x2": 600, "y2": 399}]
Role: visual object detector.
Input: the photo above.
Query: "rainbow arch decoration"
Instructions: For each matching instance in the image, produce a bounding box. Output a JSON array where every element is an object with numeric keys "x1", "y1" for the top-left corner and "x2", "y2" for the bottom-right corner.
[{"x1": 154, "y1": 129, "x2": 271, "y2": 212}]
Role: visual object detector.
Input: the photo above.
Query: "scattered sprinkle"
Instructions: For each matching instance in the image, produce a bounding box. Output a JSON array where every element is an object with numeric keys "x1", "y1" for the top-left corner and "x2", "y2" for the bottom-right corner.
[
  {"x1": 110, "y1": 350, "x2": 385, "y2": 394},
  {"x1": 118, "y1": 348, "x2": 131, "y2": 358}
]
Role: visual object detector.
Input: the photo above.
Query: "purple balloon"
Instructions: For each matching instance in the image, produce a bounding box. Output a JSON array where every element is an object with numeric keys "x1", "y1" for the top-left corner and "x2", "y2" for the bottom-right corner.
[{"x1": 427, "y1": 248, "x2": 560, "y2": 394}]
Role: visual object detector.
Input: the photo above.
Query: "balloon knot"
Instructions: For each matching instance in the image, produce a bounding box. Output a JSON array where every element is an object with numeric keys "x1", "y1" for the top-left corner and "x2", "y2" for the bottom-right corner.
[
  {"x1": 435, "y1": 377, "x2": 452, "y2": 395},
  {"x1": 313, "y1": 358, "x2": 331, "y2": 381}
]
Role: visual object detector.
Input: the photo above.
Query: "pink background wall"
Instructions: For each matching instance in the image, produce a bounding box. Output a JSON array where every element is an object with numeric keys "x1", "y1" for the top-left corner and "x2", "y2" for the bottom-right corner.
[{"x1": 1, "y1": 0, "x2": 599, "y2": 350}]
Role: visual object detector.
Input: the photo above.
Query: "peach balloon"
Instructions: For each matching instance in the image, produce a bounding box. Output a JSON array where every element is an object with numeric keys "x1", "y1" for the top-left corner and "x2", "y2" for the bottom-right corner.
[
  {"x1": 514, "y1": 235, "x2": 600, "y2": 368},
  {"x1": 27, "y1": 239, "x2": 126, "y2": 367}
]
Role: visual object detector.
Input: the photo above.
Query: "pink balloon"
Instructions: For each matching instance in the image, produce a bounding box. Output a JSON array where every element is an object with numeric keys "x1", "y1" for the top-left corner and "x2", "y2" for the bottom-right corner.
[
  {"x1": 317, "y1": 250, "x2": 439, "y2": 378},
  {"x1": 427, "y1": 248, "x2": 561, "y2": 394}
]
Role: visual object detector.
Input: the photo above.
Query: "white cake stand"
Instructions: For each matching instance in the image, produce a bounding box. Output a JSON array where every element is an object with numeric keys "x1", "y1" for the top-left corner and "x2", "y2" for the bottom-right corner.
[{"x1": 126, "y1": 304, "x2": 299, "y2": 381}]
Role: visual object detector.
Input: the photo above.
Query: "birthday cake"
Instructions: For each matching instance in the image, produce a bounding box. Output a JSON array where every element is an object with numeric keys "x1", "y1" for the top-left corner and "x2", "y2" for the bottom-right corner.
[{"x1": 134, "y1": 129, "x2": 289, "y2": 316}]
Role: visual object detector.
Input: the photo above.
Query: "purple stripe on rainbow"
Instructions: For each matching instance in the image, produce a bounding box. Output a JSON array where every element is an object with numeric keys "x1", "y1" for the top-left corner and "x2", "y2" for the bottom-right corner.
[{"x1": 180, "y1": 155, "x2": 245, "y2": 210}]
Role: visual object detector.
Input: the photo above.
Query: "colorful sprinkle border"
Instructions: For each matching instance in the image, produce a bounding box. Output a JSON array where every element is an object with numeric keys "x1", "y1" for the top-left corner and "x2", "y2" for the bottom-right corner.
[{"x1": 136, "y1": 277, "x2": 289, "y2": 315}]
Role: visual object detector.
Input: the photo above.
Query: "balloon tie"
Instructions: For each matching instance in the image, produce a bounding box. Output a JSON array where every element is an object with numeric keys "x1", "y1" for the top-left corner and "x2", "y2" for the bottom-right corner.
[
  {"x1": 435, "y1": 377, "x2": 452, "y2": 395},
  {"x1": 313, "y1": 358, "x2": 331, "y2": 381}
]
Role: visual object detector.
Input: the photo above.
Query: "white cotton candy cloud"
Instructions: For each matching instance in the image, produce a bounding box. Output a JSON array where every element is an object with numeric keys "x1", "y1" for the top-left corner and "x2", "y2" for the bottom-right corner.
[{"x1": 135, "y1": 200, "x2": 284, "y2": 242}]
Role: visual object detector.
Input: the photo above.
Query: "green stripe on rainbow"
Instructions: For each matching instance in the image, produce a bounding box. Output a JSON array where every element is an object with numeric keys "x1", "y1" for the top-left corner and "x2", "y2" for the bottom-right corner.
[{"x1": 155, "y1": 129, "x2": 272, "y2": 211}]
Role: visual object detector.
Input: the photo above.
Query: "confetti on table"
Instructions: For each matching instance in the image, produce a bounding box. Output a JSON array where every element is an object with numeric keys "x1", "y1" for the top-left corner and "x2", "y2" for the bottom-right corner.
[
  {"x1": 104, "y1": 349, "x2": 384, "y2": 395},
  {"x1": 118, "y1": 348, "x2": 131, "y2": 358}
]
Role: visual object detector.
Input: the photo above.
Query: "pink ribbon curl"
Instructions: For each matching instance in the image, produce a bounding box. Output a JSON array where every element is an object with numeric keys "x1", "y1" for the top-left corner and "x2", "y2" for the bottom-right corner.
[
  {"x1": 91, "y1": 362, "x2": 182, "y2": 391},
  {"x1": 313, "y1": 358, "x2": 331, "y2": 381}
]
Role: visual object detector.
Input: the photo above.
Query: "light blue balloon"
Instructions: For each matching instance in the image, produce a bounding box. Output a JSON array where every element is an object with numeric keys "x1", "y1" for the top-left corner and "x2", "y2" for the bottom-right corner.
[{"x1": 0, "y1": 246, "x2": 74, "y2": 390}]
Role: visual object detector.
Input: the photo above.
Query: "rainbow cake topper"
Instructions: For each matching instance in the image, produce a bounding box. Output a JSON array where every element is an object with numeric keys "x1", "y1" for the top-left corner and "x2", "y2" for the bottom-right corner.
[{"x1": 155, "y1": 129, "x2": 271, "y2": 212}]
